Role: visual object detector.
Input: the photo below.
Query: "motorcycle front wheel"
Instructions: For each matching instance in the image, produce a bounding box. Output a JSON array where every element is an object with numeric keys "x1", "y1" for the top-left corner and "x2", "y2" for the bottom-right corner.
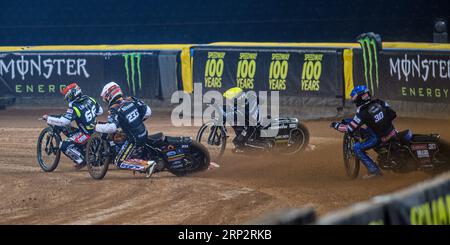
[
  {"x1": 86, "y1": 133, "x2": 111, "y2": 180},
  {"x1": 196, "y1": 121, "x2": 227, "y2": 161},
  {"x1": 36, "y1": 127, "x2": 61, "y2": 172},
  {"x1": 343, "y1": 133, "x2": 360, "y2": 179}
]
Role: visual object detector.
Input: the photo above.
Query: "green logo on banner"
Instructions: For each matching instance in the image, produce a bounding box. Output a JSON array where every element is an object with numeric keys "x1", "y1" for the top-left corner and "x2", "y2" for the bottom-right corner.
[
  {"x1": 357, "y1": 33, "x2": 382, "y2": 94},
  {"x1": 123, "y1": 53, "x2": 142, "y2": 96}
]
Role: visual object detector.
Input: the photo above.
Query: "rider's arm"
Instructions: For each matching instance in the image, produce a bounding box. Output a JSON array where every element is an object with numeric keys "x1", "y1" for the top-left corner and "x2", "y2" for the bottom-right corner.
[
  {"x1": 46, "y1": 105, "x2": 74, "y2": 126},
  {"x1": 95, "y1": 122, "x2": 117, "y2": 133},
  {"x1": 47, "y1": 116, "x2": 71, "y2": 126},
  {"x1": 95, "y1": 112, "x2": 118, "y2": 133},
  {"x1": 384, "y1": 101, "x2": 397, "y2": 121},
  {"x1": 332, "y1": 111, "x2": 364, "y2": 133},
  {"x1": 96, "y1": 105, "x2": 104, "y2": 116},
  {"x1": 133, "y1": 97, "x2": 151, "y2": 120},
  {"x1": 143, "y1": 105, "x2": 152, "y2": 120},
  {"x1": 345, "y1": 113, "x2": 363, "y2": 133},
  {"x1": 221, "y1": 104, "x2": 236, "y2": 123},
  {"x1": 91, "y1": 97, "x2": 104, "y2": 116}
]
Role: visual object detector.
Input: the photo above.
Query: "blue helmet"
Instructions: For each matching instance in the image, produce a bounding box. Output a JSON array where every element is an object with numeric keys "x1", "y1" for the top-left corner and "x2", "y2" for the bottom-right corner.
[{"x1": 350, "y1": 85, "x2": 371, "y2": 106}]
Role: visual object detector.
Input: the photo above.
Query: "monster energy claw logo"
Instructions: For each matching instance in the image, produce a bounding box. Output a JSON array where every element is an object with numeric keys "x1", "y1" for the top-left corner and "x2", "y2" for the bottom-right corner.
[
  {"x1": 357, "y1": 33, "x2": 382, "y2": 94},
  {"x1": 123, "y1": 53, "x2": 142, "y2": 96}
]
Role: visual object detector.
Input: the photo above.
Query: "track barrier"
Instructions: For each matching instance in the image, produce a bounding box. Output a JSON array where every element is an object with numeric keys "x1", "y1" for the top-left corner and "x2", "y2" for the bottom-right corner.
[
  {"x1": 250, "y1": 172, "x2": 450, "y2": 225},
  {"x1": 1, "y1": 39, "x2": 450, "y2": 117}
]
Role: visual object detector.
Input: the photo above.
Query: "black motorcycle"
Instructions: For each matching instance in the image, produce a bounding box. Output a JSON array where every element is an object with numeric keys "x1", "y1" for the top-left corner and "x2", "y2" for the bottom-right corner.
[
  {"x1": 85, "y1": 130, "x2": 211, "y2": 180},
  {"x1": 196, "y1": 104, "x2": 309, "y2": 161},
  {"x1": 342, "y1": 119, "x2": 450, "y2": 179}
]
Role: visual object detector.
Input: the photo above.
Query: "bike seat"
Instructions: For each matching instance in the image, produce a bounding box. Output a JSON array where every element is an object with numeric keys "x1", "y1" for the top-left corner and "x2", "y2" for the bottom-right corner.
[
  {"x1": 411, "y1": 134, "x2": 440, "y2": 143},
  {"x1": 166, "y1": 136, "x2": 191, "y2": 145},
  {"x1": 148, "y1": 132, "x2": 165, "y2": 143}
]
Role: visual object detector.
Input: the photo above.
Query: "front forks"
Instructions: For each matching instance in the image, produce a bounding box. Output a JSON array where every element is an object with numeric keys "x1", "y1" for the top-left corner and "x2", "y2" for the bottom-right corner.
[{"x1": 208, "y1": 126, "x2": 222, "y2": 146}]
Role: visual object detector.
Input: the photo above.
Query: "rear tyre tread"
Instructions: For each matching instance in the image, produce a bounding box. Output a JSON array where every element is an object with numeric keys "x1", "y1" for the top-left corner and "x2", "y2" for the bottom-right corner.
[{"x1": 169, "y1": 141, "x2": 210, "y2": 177}]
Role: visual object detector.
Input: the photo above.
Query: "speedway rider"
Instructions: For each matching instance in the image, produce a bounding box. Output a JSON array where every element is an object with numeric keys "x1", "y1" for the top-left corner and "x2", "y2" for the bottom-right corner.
[
  {"x1": 95, "y1": 82, "x2": 156, "y2": 176},
  {"x1": 330, "y1": 85, "x2": 397, "y2": 179},
  {"x1": 43, "y1": 83, "x2": 103, "y2": 169},
  {"x1": 222, "y1": 87, "x2": 260, "y2": 152}
]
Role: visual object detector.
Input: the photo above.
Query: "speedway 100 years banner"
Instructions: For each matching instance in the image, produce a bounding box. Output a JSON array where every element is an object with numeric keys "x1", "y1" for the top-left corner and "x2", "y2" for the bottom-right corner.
[
  {"x1": 0, "y1": 52, "x2": 160, "y2": 99},
  {"x1": 353, "y1": 49, "x2": 450, "y2": 103},
  {"x1": 192, "y1": 47, "x2": 342, "y2": 97}
]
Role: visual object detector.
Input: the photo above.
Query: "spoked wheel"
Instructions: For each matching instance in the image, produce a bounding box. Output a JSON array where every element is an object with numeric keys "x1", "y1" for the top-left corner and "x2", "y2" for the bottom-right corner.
[
  {"x1": 36, "y1": 127, "x2": 61, "y2": 172},
  {"x1": 196, "y1": 121, "x2": 226, "y2": 161},
  {"x1": 277, "y1": 123, "x2": 310, "y2": 155},
  {"x1": 86, "y1": 134, "x2": 111, "y2": 180},
  {"x1": 169, "y1": 141, "x2": 211, "y2": 176},
  {"x1": 343, "y1": 133, "x2": 360, "y2": 179}
]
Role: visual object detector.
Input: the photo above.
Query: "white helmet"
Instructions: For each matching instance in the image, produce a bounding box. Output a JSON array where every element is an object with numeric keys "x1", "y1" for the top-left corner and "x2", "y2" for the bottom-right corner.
[{"x1": 101, "y1": 82, "x2": 123, "y2": 105}]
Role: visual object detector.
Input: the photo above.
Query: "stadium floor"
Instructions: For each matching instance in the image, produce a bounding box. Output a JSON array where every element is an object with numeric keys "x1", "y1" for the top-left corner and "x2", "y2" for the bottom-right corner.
[{"x1": 1, "y1": 108, "x2": 448, "y2": 224}]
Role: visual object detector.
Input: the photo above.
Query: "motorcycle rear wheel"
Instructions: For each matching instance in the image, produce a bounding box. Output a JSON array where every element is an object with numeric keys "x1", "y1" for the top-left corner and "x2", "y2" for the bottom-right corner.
[
  {"x1": 277, "y1": 122, "x2": 310, "y2": 155},
  {"x1": 169, "y1": 141, "x2": 211, "y2": 176},
  {"x1": 36, "y1": 127, "x2": 61, "y2": 172}
]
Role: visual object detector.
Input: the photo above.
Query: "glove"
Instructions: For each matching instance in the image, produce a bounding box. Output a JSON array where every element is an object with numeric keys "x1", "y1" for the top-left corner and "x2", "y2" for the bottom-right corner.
[{"x1": 330, "y1": 122, "x2": 340, "y2": 130}]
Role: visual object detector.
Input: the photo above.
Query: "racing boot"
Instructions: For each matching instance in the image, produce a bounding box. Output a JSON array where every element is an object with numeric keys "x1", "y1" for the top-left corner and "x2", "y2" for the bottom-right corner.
[
  {"x1": 144, "y1": 160, "x2": 156, "y2": 178},
  {"x1": 73, "y1": 160, "x2": 86, "y2": 170},
  {"x1": 120, "y1": 159, "x2": 156, "y2": 178},
  {"x1": 232, "y1": 144, "x2": 246, "y2": 154},
  {"x1": 362, "y1": 171, "x2": 383, "y2": 180},
  {"x1": 231, "y1": 135, "x2": 246, "y2": 153}
]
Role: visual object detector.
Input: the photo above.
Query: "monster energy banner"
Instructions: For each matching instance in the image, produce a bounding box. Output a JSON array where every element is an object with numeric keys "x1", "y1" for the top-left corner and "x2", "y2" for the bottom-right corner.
[
  {"x1": 354, "y1": 34, "x2": 450, "y2": 103},
  {"x1": 0, "y1": 52, "x2": 161, "y2": 98},
  {"x1": 356, "y1": 33, "x2": 383, "y2": 94},
  {"x1": 317, "y1": 203, "x2": 386, "y2": 225},
  {"x1": 105, "y1": 53, "x2": 160, "y2": 99},
  {"x1": 385, "y1": 180, "x2": 450, "y2": 225},
  {"x1": 192, "y1": 47, "x2": 342, "y2": 97}
]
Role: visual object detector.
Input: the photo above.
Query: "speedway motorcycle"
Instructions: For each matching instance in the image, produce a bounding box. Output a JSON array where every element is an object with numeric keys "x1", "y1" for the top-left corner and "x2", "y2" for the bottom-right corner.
[
  {"x1": 341, "y1": 119, "x2": 450, "y2": 179},
  {"x1": 36, "y1": 116, "x2": 100, "y2": 178},
  {"x1": 85, "y1": 129, "x2": 210, "y2": 180},
  {"x1": 196, "y1": 104, "x2": 310, "y2": 161}
]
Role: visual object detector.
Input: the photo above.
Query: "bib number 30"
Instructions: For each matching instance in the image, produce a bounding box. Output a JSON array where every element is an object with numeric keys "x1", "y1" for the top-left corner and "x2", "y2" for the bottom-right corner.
[{"x1": 374, "y1": 111, "x2": 384, "y2": 123}]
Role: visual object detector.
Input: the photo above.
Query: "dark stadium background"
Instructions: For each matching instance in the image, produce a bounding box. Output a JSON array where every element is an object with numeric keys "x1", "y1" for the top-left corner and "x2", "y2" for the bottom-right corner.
[{"x1": 0, "y1": 0, "x2": 448, "y2": 45}]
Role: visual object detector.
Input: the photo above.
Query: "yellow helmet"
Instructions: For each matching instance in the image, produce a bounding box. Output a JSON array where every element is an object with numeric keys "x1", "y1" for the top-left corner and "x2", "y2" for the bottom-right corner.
[{"x1": 223, "y1": 87, "x2": 244, "y2": 100}]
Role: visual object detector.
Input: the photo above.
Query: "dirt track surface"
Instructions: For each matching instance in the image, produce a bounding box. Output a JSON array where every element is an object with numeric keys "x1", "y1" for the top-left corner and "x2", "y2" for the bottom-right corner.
[{"x1": 1, "y1": 108, "x2": 449, "y2": 224}]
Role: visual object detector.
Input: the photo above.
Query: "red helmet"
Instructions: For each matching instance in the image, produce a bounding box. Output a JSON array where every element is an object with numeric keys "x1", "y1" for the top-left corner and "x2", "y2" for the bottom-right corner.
[{"x1": 61, "y1": 83, "x2": 82, "y2": 102}]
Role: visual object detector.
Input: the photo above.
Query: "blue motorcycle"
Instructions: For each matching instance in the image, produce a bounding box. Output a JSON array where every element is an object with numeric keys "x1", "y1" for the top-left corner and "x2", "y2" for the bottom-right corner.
[{"x1": 341, "y1": 119, "x2": 450, "y2": 179}]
